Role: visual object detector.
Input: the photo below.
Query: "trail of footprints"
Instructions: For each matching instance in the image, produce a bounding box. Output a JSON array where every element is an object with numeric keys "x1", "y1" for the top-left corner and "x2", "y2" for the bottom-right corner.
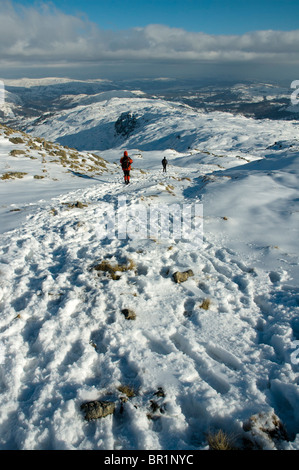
[
  {"x1": 84, "y1": 235, "x2": 264, "y2": 448},
  {"x1": 1, "y1": 175, "x2": 292, "y2": 449}
]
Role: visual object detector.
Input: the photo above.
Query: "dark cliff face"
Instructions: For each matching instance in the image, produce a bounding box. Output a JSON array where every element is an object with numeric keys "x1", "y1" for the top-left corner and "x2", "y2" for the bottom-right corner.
[{"x1": 115, "y1": 111, "x2": 138, "y2": 137}]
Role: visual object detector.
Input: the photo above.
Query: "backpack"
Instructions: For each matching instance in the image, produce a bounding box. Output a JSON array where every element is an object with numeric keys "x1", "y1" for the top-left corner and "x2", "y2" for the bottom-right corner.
[{"x1": 122, "y1": 156, "x2": 130, "y2": 170}]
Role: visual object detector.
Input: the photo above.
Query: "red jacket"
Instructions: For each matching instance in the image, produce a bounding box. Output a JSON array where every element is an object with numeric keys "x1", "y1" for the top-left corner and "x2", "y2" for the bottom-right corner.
[{"x1": 120, "y1": 156, "x2": 133, "y2": 171}]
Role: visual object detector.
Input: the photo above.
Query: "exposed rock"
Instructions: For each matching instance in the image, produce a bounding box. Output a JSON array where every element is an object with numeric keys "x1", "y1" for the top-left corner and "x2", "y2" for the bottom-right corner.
[
  {"x1": 121, "y1": 308, "x2": 136, "y2": 320},
  {"x1": 80, "y1": 400, "x2": 115, "y2": 421},
  {"x1": 243, "y1": 411, "x2": 289, "y2": 449},
  {"x1": 154, "y1": 387, "x2": 165, "y2": 398},
  {"x1": 147, "y1": 388, "x2": 167, "y2": 420},
  {"x1": 172, "y1": 269, "x2": 194, "y2": 283},
  {"x1": 63, "y1": 201, "x2": 88, "y2": 209},
  {"x1": 115, "y1": 112, "x2": 138, "y2": 137}
]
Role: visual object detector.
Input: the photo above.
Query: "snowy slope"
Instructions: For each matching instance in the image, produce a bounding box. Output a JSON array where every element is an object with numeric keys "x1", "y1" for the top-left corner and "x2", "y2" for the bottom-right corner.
[
  {"x1": 231, "y1": 83, "x2": 290, "y2": 103},
  {"x1": 0, "y1": 124, "x2": 115, "y2": 233},
  {"x1": 21, "y1": 91, "x2": 299, "y2": 156},
  {"x1": 0, "y1": 112, "x2": 299, "y2": 450}
]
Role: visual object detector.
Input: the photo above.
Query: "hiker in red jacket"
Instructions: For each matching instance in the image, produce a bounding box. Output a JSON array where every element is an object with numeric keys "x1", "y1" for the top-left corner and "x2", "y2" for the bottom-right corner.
[{"x1": 120, "y1": 151, "x2": 133, "y2": 184}]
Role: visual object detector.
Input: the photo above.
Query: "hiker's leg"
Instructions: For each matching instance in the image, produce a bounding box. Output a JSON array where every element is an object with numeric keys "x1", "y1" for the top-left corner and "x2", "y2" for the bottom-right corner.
[{"x1": 124, "y1": 170, "x2": 129, "y2": 183}]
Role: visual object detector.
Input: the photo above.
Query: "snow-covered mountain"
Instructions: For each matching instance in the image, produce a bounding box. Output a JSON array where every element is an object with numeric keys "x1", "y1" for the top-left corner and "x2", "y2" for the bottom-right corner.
[
  {"x1": 1, "y1": 77, "x2": 297, "y2": 160},
  {"x1": 1, "y1": 77, "x2": 297, "y2": 131},
  {"x1": 0, "y1": 80, "x2": 299, "y2": 451}
]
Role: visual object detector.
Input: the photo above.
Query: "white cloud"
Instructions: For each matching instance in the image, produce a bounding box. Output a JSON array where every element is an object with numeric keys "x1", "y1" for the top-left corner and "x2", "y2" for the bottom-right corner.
[{"x1": 0, "y1": 1, "x2": 298, "y2": 78}]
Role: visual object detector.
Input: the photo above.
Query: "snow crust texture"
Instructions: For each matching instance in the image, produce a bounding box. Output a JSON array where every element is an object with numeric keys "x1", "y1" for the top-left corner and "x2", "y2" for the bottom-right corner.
[{"x1": 0, "y1": 90, "x2": 299, "y2": 450}]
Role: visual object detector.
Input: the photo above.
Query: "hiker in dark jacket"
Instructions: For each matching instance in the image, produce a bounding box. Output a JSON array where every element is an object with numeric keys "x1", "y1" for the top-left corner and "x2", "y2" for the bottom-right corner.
[
  {"x1": 120, "y1": 150, "x2": 133, "y2": 184},
  {"x1": 162, "y1": 157, "x2": 168, "y2": 172}
]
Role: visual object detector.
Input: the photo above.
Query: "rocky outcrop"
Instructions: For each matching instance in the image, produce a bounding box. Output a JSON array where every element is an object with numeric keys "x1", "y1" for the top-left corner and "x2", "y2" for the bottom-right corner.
[
  {"x1": 115, "y1": 112, "x2": 138, "y2": 137},
  {"x1": 243, "y1": 411, "x2": 289, "y2": 449},
  {"x1": 172, "y1": 269, "x2": 194, "y2": 283},
  {"x1": 81, "y1": 400, "x2": 115, "y2": 421},
  {"x1": 121, "y1": 308, "x2": 136, "y2": 320}
]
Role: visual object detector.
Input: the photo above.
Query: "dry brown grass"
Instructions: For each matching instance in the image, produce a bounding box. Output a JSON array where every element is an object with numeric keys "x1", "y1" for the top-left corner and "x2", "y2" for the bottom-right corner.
[
  {"x1": 200, "y1": 298, "x2": 211, "y2": 310},
  {"x1": 207, "y1": 430, "x2": 236, "y2": 450},
  {"x1": 117, "y1": 385, "x2": 136, "y2": 398},
  {"x1": 1, "y1": 171, "x2": 27, "y2": 180},
  {"x1": 10, "y1": 149, "x2": 27, "y2": 156},
  {"x1": 9, "y1": 137, "x2": 24, "y2": 144},
  {"x1": 92, "y1": 259, "x2": 136, "y2": 280}
]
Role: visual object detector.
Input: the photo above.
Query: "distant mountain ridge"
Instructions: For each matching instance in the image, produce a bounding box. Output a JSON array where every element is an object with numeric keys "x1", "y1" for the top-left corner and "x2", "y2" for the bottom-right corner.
[
  {"x1": 0, "y1": 77, "x2": 298, "y2": 165},
  {"x1": 1, "y1": 77, "x2": 297, "y2": 129}
]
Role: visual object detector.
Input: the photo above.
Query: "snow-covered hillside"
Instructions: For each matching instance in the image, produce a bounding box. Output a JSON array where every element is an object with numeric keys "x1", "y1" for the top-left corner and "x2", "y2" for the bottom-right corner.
[
  {"x1": 12, "y1": 90, "x2": 298, "y2": 157},
  {"x1": 0, "y1": 96, "x2": 299, "y2": 451},
  {"x1": 0, "y1": 124, "x2": 115, "y2": 233},
  {"x1": 2, "y1": 77, "x2": 298, "y2": 136}
]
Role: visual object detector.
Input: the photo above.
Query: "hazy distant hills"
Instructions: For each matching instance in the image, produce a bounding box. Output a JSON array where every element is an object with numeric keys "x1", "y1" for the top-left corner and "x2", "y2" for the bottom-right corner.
[{"x1": 0, "y1": 78, "x2": 298, "y2": 153}]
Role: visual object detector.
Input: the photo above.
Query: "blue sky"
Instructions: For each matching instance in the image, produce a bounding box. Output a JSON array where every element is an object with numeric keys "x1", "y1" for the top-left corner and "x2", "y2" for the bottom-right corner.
[{"x1": 16, "y1": 0, "x2": 299, "y2": 34}]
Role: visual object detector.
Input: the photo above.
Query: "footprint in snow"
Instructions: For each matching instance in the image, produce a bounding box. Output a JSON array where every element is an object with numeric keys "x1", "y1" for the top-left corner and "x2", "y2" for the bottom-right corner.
[{"x1": 170, "y1": 332, "x2": 231, "y2": 395}]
